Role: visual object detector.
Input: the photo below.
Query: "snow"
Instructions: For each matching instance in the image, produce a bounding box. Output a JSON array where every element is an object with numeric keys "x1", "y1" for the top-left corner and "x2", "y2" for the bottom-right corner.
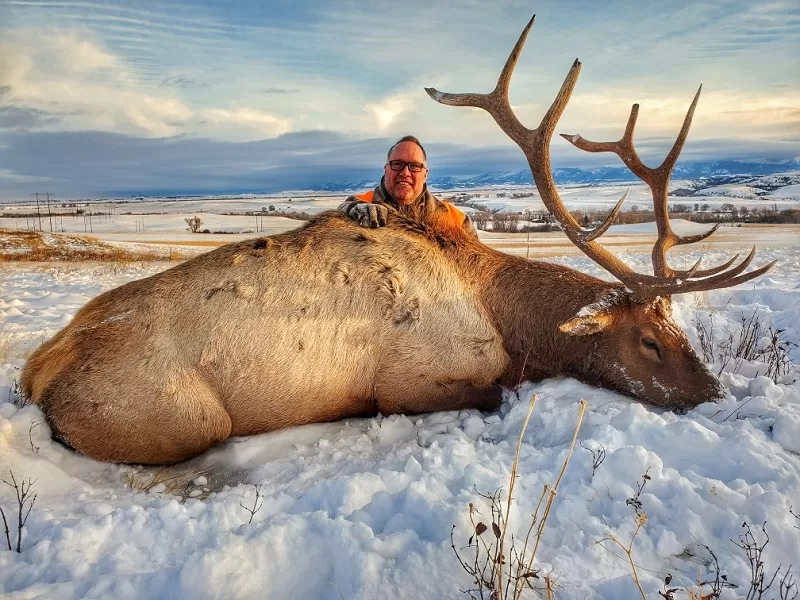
[
  {"x1": 0, "y1": 241, "x2": 798, "y2": 598},
  {"x1": 607, "y1": 219, "x2": 714, "y2": 235},
  {"x1": 692, "y1": 184, "x2": 764, "y2": 199},
  {"x1": 767, "y1": 183, "x2": 800, "y2": 199}
]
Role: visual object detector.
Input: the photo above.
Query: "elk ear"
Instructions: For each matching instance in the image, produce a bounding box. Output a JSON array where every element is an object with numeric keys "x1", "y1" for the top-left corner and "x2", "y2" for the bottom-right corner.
[
  {"x1": 558, "y1": 312, "x2": 614, "y2": 336},
  {"x1": 558, "y1": 290, "x2": 627, "y2": 336}
]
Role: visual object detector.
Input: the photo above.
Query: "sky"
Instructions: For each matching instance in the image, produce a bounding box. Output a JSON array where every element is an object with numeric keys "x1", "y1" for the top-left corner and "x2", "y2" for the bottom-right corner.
[{"x1": 0, "y1": 0, "x2": 798, "y2": 200}]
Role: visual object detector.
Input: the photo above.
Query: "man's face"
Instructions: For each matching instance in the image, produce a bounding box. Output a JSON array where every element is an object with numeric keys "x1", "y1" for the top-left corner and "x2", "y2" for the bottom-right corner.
[{"x1": 384, "y1": 141, "x2": 428, "y2": 205}]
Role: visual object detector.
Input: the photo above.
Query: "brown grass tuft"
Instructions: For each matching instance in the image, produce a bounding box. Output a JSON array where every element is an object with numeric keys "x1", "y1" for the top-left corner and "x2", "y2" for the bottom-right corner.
[{"x1": 0, "y1": 229, "x2": 193, "y2": 263}]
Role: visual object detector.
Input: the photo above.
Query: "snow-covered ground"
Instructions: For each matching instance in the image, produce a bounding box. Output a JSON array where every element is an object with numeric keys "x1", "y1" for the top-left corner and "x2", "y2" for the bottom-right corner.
[
  {"x1": 2, "y1": 180, "x2": 798, "y2": 239},
  {"x1": 0, "y1": 241, "x2": 798, "y2": 599},
  {"x1": 768, "y1": 184, "x2": 800, "y2": 199}
]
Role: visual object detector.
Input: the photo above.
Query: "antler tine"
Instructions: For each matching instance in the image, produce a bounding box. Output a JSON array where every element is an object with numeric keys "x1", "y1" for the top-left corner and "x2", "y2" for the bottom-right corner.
[
  {"x1": 659, "y1": 85, "x2": 702, "y2": 177},
  {"x1": 674, "y1": 252, "x2": 739, "y2": 278},
  {"x1": 425, "y1": 16, "x2": 536, "y2": 149},
  {"x1": 675, "y1": 223, "x2": 720, "y2": 246},
  {"x1": 560, "y1": 103, "x2": 648, "y2": 177},
  {"x1": 496, "y1": 15, "x2": 536, "y2": 98},
  {"x1": 680, "y1": 257, "x2": 703, "y2": 279},
  {"x1": 624, "y1": 247, "x2": 753, "y2": 293},
  {"x1": 628, "y1": 254, "x2": 777, "y2": 297},
  {"x1": 581, "y1": 190, "x2": 628, "y2": 243},
  {"x1": 692, "y1": 254, "x2": 739, "y2": 278}
]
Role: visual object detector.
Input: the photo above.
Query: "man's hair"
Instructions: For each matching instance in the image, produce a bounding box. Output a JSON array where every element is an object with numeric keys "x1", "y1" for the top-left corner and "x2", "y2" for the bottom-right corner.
[{"x1": 387, "y1": 135, "x2": 427, "y2": 162}]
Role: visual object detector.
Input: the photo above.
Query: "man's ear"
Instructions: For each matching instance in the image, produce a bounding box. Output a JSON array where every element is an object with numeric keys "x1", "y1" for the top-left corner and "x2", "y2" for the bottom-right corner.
[{"x1": 558, "y1": 311, "x2": 614, "y2": 336}]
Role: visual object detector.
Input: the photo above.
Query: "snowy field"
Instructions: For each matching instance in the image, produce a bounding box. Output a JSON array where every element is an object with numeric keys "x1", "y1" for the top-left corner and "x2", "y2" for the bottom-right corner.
[
  {"x1": 2, "y1": 180, "x2": 798, "y2": 245},
  {"x1": 0, "y1": 237, "x2": 799, "y2": 598}
]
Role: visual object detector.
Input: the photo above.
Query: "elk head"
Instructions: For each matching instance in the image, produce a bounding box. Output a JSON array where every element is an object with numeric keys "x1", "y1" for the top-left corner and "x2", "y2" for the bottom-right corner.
[
  {"x1": 427, "y1": 16, "x2": 775, "y2": 409},
  {"x1": 557, "y1": 290, "x2": 724, "y2": 407}
]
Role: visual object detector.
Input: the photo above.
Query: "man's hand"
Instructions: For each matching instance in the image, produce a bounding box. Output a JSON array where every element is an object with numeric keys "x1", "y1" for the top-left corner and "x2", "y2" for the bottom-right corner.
[{"x1": 338, "y1": 200, "x2": 389, "y2": 228}]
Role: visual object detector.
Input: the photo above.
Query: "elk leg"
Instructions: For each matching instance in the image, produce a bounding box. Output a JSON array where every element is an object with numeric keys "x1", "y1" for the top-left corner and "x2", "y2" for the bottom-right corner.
[
  {"x1": 39, "y1": 368, "x2": 233, "y2": 465},
  {"x1": 376, "y1": 380, "x2": 503, "y2": 416}
]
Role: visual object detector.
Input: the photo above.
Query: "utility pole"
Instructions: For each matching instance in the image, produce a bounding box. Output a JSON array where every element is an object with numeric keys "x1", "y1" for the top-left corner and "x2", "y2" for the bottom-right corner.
[
  {"x1": 31, "y1": 193, "x2": 43, "y2": 231},
  {"x1": 46, "y1": 192, "x2": 53, "y2": 232}
]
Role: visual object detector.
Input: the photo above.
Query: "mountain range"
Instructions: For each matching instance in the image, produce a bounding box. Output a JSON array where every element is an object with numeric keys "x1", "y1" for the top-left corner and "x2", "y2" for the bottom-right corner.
[{"x1": 309, "y1": 159, "x2": 800, "y2": 192}]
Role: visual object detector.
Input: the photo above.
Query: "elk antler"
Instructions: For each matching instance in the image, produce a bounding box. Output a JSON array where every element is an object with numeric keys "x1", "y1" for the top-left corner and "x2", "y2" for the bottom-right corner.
[{"x1": 426, "y1": 15, "x2": 775, "y2": 299}]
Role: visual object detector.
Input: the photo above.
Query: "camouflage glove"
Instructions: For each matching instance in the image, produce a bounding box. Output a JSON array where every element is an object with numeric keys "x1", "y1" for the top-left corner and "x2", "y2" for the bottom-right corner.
[{"x1": 337, "y1": 200, "x2": 389, "y2": 228}]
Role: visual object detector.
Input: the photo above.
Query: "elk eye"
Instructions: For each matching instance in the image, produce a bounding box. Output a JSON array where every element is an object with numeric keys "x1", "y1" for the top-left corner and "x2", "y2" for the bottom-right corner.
[{"x1": 642, "y1": 337, "x2": 661, "y2": 358}]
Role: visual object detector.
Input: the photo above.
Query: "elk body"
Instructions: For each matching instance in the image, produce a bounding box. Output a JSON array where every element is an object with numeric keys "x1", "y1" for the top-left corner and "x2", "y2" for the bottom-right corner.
[{"x1": 22, "y1": 17, "x2": 773, "y2": 464}]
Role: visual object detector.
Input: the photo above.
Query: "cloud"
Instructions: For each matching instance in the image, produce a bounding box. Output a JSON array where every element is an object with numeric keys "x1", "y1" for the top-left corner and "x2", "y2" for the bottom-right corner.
[
  {"x1": 0, "y1": 28, "x2": 194, "y2": 137},
  {"x1": 1, "y1": 128, "x2": 796, "y2": 201},
  {"x1": 204, "y1": 108, "x2": 291, "y2": 137},
  {"x1": 0, "y1": 106, "x2": 60, "y2": 129},
  {"x1": 365, "y1": 92, "x2": 416, "y2": 130},
  {"x1": 561, "y1": 88, "x2": 800, "y2": 141},
  {"x1": 0, "y1": 0, "x2": 796, "y2": 199},
  {"x1": 159, "y1": 76, "x2": 205, "y2": 89},
  {"x1": 258, "y1": 88, "x2": 299, "y2": 95}
]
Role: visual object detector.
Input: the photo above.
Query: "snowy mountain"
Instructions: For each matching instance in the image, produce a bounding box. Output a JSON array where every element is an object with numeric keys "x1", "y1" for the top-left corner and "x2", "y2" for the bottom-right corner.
[{"x1": 308, "y1": 160, "x2": 800, "y2": 192}]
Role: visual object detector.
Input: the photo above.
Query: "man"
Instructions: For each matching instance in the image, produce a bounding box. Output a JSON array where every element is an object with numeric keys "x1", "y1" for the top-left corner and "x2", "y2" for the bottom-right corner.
[{"x1": 338, "y1": 136, "x2": 473, "y2": 236}]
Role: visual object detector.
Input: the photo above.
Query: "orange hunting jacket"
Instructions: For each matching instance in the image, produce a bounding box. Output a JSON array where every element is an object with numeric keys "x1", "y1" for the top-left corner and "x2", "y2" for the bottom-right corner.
[{"x1": 346, "y1": 179, "x2": 475, "y2": 237}]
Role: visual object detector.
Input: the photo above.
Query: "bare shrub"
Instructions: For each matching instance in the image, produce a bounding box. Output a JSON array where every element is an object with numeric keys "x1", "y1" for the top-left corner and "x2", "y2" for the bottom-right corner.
[
  {"x1": 0, "y1": 471, "x2": 38, "y2": 552},
  {"x1": 693, "y1": 311, "x2": 797, "y2": 383},
  {"x1": 185, "y1": 216, "x2": 203, "y2": 233},
  {"x1": 760, "y1": 325, "x2": 797, "y2": 382},
  {"x1": 452, "y1": 397, "x2": 586, "y2": 599},
  {"x1": 692, "y1": 315, "x2": 716, "y2": 364},
  {"x1": 732, "y1": 521, "x2": 797, "y2": 600},
  {"x1": 472, "y1": 212, "x2": 491, "y2": 231}
]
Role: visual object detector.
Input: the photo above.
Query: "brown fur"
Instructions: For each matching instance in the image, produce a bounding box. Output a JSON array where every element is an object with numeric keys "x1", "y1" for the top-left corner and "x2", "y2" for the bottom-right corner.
[{"x1": 21, "y1": 211, "x2": 722, "y2": 464}]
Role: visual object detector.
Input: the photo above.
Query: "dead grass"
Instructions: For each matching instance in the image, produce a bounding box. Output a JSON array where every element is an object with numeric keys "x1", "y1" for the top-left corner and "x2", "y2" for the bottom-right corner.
[
  {"x1": 0, "y1": 229, "x2": 193, "y2": 263},
  {"x1": 0, "y1": 331, "x2": 42, "y2": 365},
  {"x1": 452, "y1": 397, "x2": 587, "y2": 599},
  {"x1": 121, "y1": 466, "x2": 212, "y2": 500},
  {"x1": 133, "y1": 239, "x2": 228, "y2": 247}
]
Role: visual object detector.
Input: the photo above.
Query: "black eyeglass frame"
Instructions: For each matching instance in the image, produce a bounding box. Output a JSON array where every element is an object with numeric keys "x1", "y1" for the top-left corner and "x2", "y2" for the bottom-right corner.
[{"x1": 386, "y1": 160, "x2": 427, "y2": 173}]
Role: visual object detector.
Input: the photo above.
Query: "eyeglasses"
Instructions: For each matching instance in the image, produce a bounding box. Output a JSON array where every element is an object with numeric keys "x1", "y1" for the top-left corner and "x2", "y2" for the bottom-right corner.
[{"x1": 387, "y1": 160, "x2": 427, "y2": 173}]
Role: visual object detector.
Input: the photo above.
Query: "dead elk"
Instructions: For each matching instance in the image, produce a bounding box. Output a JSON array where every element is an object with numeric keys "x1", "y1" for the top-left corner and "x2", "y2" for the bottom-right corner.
[{"x1": 22, "y1": 18, "x2": 773, "y2": 465}]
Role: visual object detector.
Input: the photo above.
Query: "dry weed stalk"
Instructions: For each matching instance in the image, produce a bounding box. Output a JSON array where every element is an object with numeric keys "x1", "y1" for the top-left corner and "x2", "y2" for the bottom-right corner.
[
  {"x1": 595, "y1": 469, "x2": 653, "y2": 600},
  {"x1": 779, "y1": 570, "x2": 799, "y2": 600},
  {"x1": 580, "y1": 441, "x2": 606, "y2": 478},
  {"x1": 0, "y1": 470, "x2": 38, "y2": 552},
  {"x1": 28, "y1": 420, "x2": 41, "y2": 454},
  {"x1": 598, "y1": 512, "x2": 649, "y2": 600},
  {"x1": 240, "y1": 484, "x2": 264, "y2": 524},
  {"x1": 452, "y1": 397, "x2": 587, "y2": 600}
]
